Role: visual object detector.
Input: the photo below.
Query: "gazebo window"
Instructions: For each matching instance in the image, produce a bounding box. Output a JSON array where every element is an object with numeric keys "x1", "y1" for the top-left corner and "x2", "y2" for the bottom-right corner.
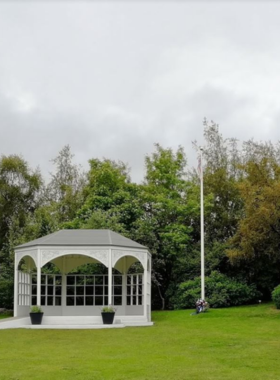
[
  {"x1": 127, "y1": 274, "x2": 143, "y2": 306},
  {"x1": 18, "y1": 271, "x2": 31, "y2": 306},
  {"x1": 66, "y1": 274, "x2": 109, "y2": 306},
  {"x1": 30, "y1": 273, "x2": 144, "y2": 306},
  {"x1": 31, "y1": 274, "x2": 62, "y2": 306}
]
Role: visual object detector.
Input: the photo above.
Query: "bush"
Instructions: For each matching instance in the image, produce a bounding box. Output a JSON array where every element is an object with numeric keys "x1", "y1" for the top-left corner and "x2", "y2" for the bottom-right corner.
[
  {"x1": 272, "y1": 285, "x2": 280, "y2": 309},
  {"x1": 30, "y1": 305, "x2": 43, "y2": 313},
  {"x1": 172, "y1": 271, "x2": 260, "y2": 309},
  {"x1": 0, "y1": 279, "x2": 14, "y2": 309}
]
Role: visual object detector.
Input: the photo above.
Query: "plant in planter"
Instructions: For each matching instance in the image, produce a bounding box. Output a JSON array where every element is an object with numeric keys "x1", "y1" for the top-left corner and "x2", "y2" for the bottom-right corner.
[
  {"x1": 30, "y1": 305, "x2": 44, "y2": 325},
  {"x1": 101, "y1": 306, "x2": 116, "y2": 325}
]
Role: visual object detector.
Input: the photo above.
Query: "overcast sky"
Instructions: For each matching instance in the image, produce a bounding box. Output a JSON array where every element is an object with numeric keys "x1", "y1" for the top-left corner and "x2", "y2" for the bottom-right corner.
[{"x1": 0, "y1": 1, "x2": 280, "y2": 182}]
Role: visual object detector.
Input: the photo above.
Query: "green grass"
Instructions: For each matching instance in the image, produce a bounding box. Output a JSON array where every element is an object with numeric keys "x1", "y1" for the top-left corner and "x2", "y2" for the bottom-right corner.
[{"x1": 1, "y1": 304, "x2": 280, "y2": 380}]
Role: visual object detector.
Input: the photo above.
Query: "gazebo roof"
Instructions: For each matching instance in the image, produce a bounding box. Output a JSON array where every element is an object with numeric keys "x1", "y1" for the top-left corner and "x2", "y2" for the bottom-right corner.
[{"x1": 15, "y1": 229, "x2": 147, "y2": 250}]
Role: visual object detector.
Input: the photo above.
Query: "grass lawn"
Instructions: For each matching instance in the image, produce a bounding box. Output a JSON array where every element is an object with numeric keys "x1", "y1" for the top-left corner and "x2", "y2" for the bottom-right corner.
[{"x1": 1, "y1": 304, "x2": 280, "y2": 380}]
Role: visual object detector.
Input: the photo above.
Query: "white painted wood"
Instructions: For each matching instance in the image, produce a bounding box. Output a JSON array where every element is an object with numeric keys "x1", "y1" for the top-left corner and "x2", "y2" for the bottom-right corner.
[
  {"x1": 112, "y1": 249, "x2": 146, "y2": 269},
  {"x1": 108, "y1": 249, "x2": 112, "y2": 305},
  {"x1": 61, "y1": 274, "x2": 66, "y2": 309},
  {"x1": 36, "y1": 264, "x2": 41, "y2": 306},
  {"x1": 122, "y1": 257, "x2": 127, "y2": 310},
  {"x1": 15, "y1": 249, "x2": 38, "y2": 269},
  {"x1": 14, "y1": 231, "x2": 152, "y2": 324},
  {"x1": 40, "y1": 249, "x2": 109, "y2": 269},
  {"x1": 143, "y1": 262, "x2": 148, "y2": 320},
  {"x1": 61, "y1": 256, "x2": 66, "y2": 309},
  {"x1": 14, "y1": 268, "x2": 18, "y2": 317}
]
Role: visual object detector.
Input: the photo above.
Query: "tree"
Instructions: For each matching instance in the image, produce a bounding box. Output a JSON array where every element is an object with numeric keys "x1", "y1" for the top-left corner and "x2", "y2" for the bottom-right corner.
[
  {"x1": 46, "y1": 145, "x2": 86, "y2": 223},
  {"x1": 0, "y1": 155, "x2": 42, "y2": 245},
  {"x1": 0, "y1": 155, "x2": 42, "y2": 307},
  {"x1": 135, "y1": 144, "x2": 201, "y2": 309},
  {"x1": 201, "y1": 120, "x2": 244, "y2": 244},
  {"x1": 227, "y1": 157, "x2": 280, "y2": 297},
  {"x1": 67, "y1": 158, "x2": 142, "y2": 235}
]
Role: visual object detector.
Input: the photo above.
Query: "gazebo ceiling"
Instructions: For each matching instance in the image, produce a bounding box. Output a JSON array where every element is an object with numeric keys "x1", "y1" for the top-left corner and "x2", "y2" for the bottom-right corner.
[
  {"x1": 49, "y1": 254, "x2": 142, "y2": 273},
  {"x1": 15, "y1": 229, "x2": 147, "y2": 250}
]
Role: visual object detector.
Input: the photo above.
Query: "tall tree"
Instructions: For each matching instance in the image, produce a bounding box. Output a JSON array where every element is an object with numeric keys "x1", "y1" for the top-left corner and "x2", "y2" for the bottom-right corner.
[
  {"x1": 135, "y1": 144, "x2": 200, "y2": 309},
  {"x1": 227, "y1": 157, "x2": 280, "y2": 297},
  {"x1": 46, "y1": 145, "x2": 86, "y2": 223},
  {"x1": 202, "y1": 120, "x2": 244, "y2": 244},
  {"x1": 67, "y1": 158, "x2": 142, "y2": 235},
  {"x1": 0, "y1": 155, "x2": 42, "y2": 281}
]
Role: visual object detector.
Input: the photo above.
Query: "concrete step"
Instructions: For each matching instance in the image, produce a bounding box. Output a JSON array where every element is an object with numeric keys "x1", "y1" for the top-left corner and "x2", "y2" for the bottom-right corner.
[
  {"x1": 0, "y1": 316, "x2": 153, "y2": 329},
  {"x1": 24, "y1": 324, "x2": 126, "y2": 329}
]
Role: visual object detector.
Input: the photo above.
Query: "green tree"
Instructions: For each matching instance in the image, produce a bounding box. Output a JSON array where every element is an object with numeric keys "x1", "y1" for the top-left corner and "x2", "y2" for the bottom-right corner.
[
  {"x1": 227, "y1": 157, "x2": 280, "y2": 297},
  {"x1": 187, "y1": 121, "x2": 245, "y2": 287},
  {"x1": 67, "y1": 158, "x2": 142, "y2": 235},
  {"x1": 0, "y1": 155, "x2": 42, "y2": 307},
  {"x1": 135, "y1": 144, "x2": 201, "y2": 309},
  {"x1": 46, "y1": 145, "x2": 86, "y2": 223},
  {"x1": 202, "y1": 120, "x2": 243, "y2": 243}
]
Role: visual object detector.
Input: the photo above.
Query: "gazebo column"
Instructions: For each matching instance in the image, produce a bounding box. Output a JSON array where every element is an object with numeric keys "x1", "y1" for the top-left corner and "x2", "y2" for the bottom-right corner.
[
  {"x1": 27, "y1": 258, "x2": 32, "y2": 308},
  {"x1": 148, "y1": 262, "x2": 152, "y2": 321},
  {"x1": 61, "y1": 274, "x2": 66, "y2": 311},
  {"x1": 36, "y1": 265, "x2": 41, "y2": 306},
  {"x1": 122, "y1": 257, "x2": 127, "y2": 314},
  {"x1": 14, "y1": 255, "x2": 18, "y2": 317},
  {"x1": 62, "y1": 257, "x2": 66, "y2": 312},
  {"x1": 143, "y1": 256, "x2": 148, "y2": 319},
  {"x1": 108, "y1": 250, "x2": 112, "y2": 305},
  {"x1": 122, "y1": 257, "x2": 127, "y2": 310}
]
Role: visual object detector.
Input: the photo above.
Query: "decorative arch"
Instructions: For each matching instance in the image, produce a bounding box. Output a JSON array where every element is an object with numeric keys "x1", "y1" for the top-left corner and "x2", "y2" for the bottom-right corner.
[
  {"x1": 112, "y1": 249, "x2": 146, "y2": 269},
  {"x1": 15, "y1": 250, "x2": 38, "y2": 269},
  {"x1": 40, "y1": 249, "x2": 109, "y2": 268}
]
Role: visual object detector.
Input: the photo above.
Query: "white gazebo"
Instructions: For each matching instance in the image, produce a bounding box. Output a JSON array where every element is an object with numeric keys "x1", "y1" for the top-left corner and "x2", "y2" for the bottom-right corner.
[{"x1": 10, "y1": 229, "x2": 152, "y2": 328}]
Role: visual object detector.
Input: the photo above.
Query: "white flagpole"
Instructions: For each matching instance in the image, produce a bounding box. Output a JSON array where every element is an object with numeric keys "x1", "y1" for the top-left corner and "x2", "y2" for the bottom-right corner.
[{"x1": 200, "y1": 147, "x2": 205, "y2": 300}]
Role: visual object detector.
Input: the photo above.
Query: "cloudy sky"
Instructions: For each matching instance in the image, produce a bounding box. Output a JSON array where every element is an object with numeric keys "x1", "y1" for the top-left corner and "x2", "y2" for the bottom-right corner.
[{"x1": 0, "y1": 1, "x2": 280, "y2": 182}]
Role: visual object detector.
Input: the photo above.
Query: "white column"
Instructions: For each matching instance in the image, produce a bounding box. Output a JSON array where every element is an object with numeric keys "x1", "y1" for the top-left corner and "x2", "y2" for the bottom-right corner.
[
  {"x1": 27, "y1": 257, "x2": 31, "y2": 307},
  {"x1": 148, "y1": 259, "x2": 152, "y2": 322},
  {"x1": 36, "y1": 250, "x2": 41, "y2": 306},
  {"x1": 143, "y1": 253, "x2": 148, "y2": 319},
  {"x1": 108, "y1": 249, "x2": 112, "y2": 305},
  {"x1": 122, "y1": 257, "x2": 127, "y2": 311},
  {"x1": 14, "y1": 253, "x2": 18, "y2": 317},
  {"x1": 62, "y1": 257, "x2": 66, "y2": 313}
]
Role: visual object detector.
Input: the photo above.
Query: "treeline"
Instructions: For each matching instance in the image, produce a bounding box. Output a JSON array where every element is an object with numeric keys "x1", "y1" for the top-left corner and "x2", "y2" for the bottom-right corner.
[{"x1": 1, "y1": 120, "x2": 280, "y2": 310}]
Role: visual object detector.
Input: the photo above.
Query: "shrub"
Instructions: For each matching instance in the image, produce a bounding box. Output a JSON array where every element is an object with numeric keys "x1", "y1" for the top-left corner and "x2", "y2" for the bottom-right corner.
[
  {"x1": 172, "y1": 271, "x2": 260, "y2": 309},
  {"x1": 101, "y1": 306, "x2": 116, "y2": 313},
  {"x1": 30, "y1": 305, "x2": 43, "y2": 313},
  {"x1": 0, "y1": 279, "x2": 14, "y2": 309},
  {"x1": 272, "y1": 285, "x2": 280, "y2": 309}
]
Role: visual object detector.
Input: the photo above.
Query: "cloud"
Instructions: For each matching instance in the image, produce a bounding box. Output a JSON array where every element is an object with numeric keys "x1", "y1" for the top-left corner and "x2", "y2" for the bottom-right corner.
[{"x1": 1, "y1": 1, "x2": 280, "y2": 183}]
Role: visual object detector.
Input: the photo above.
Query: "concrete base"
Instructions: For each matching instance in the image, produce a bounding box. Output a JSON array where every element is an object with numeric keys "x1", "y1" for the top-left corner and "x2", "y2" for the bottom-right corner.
[
  {"x1": 24, "y1": 324, "x2": 126, "y2": 329},
  {"x1": 0, "y1": 316, "x2": 153, "y2": 330}
]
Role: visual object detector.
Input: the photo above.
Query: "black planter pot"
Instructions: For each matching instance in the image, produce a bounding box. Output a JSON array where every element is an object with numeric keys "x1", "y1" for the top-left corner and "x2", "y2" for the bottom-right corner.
[
  {"x1": 30, "y1": 312, "x2": 44, "y2": 325},
  {"x1": 101, "y1": 312, "x2": 115, "y2": 325}
]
